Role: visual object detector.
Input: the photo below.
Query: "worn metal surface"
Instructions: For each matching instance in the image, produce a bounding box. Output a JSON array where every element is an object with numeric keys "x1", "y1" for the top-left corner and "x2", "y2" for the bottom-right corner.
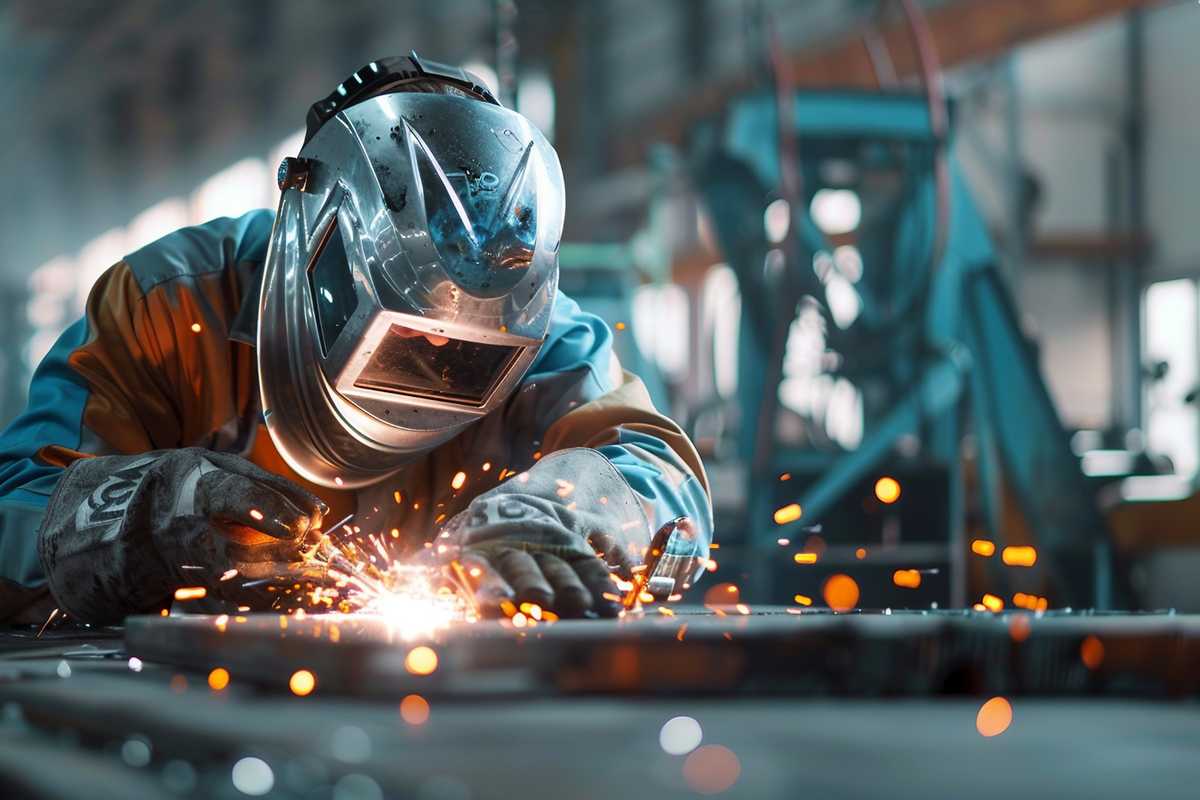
[
  {"x1": 123, "y1": 608, "x2": 1200, "y2": 698},
  {"x1": 0, "y1": 657, "x2": 1197, "y2": 800},
  {"x1": 2, "y1": 610, "x2": 1199, "y2": 799}
]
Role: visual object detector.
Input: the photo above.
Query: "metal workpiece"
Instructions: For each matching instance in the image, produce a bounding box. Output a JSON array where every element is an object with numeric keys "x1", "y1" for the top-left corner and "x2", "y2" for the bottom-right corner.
[{"x1": 121, "y1": 609, "x2": 1200, "y2": 699}]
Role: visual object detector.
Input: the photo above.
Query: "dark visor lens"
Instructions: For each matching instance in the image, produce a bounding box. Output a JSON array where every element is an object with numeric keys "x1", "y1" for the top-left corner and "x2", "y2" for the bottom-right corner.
[
  {"x1": 354, "y1": 324, "x2": 521, "y2": 405},
  {"x1": 309, "y1": 222, "x2": 359, "y2": 354}
]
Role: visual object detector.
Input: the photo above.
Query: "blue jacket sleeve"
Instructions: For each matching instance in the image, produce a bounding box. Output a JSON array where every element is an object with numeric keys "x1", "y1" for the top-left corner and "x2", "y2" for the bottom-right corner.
[
  {"x1": 504, "y1": 291, "x2": 714, "y2": 566},
  {"x1": 0, "y1": 318, "x2": 95, "y2": 612}
]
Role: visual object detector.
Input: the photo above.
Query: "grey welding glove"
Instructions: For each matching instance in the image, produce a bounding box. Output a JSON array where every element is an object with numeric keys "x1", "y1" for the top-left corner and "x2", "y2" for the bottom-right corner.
[
  {"x1": 37, "y1": 447, "x2": 328, "y2": 624},
  {"x1": 440, "y1": 448, "x2": 653, "y2": 618}
]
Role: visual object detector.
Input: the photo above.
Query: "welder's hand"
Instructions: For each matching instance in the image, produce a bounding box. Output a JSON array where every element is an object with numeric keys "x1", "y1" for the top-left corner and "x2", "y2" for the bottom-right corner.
[
  {"x1": 38, "y1": 448, "x2": 328, "y2": 623},
  {"x1": 439, "y1": 449, "x2": 653, "y2": 619},
  {"x1": 455, "y1": 514, "x2": 637, "y2": 619}
]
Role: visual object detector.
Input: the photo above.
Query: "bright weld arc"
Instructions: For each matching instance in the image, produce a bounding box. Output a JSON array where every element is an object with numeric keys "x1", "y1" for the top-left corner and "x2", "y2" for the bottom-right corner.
[{"x1": 293, "y1": 513, "x2": 477, "y2": 639}]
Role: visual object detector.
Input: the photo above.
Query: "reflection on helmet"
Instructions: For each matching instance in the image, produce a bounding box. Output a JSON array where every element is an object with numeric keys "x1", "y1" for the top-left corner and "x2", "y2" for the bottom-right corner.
[
  {"x1": 258, "y1": 74, "x2": 564, "y2": 489},
  {"x1": 414, "y1": 128, "x2": 538, "y2": 297}
]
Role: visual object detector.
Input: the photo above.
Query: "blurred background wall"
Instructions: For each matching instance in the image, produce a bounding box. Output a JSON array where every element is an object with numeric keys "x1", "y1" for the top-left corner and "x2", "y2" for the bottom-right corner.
[{"x1": 3, "y1": 0, "x2": 1200, "y2": 609}]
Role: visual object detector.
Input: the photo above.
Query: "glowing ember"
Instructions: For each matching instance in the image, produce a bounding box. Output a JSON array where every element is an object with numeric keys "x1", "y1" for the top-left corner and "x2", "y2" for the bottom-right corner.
[
  {"x1": 793, "y1": 552, "x2": 818, "y2": 565},
  {"x1": 1001, "y1": 546, "x2": 1037, "y2": 567},
  {"x1": 893, "y1": 569, "x2": 921, "y2": 589},
  {"x1": 971, "y1": 539, "x2": 996, "y2": 557},
  {"x1": 1013, "y1": 592, "x2": 1043, "y2": 611},
  {"x1": 174, "y1": 586, "x2": 206, "y2": 601},
  {"x1": 980, "y1": 593, "x2": 1004, "y2": 613},
  {"x1": 774, "y1": 503, "x2": 803, "y2": 525},
  {"x1": 451, "y1": 471, "x2": 467, "y2": 490}
]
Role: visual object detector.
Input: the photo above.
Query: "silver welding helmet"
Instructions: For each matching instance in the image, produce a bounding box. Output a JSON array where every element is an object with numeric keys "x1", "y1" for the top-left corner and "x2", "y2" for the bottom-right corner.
[{"x1": 258, "y1": 54, "x2": 563, "y2": 488}]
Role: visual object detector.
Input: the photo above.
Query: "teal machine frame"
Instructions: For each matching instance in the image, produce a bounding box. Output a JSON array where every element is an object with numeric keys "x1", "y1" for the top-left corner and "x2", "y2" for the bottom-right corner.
[{"x1": 693, "y1": 89, "x2": 1115, "y2": 609}]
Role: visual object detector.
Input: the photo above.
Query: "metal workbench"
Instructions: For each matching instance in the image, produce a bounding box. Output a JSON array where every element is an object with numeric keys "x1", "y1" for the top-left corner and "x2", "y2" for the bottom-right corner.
[{"x1": 1, "y1": 608, "x2": 1197, "y2": 799}]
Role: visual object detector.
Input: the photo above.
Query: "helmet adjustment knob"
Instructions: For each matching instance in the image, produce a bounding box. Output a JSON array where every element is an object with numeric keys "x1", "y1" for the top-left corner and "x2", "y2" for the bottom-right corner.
[{"x1": 277, "y1": 157, "x2": 314, "y2": 192}]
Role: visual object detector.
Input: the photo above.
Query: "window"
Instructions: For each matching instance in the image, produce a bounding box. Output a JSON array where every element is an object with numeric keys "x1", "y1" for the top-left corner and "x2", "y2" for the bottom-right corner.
[
  {"x1": 701, "y1": 265, "x2": 740, "y2": 398},
  {"x1": 632, "y1": 283, "x2": 691, "y2": 382},
  {"x1": 1143, "y1": 279, "x2": 1199, "y2": 476}
]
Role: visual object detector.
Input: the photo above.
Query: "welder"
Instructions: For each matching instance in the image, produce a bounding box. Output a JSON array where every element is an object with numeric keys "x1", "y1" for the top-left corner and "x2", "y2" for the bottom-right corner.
[{"x1": 0, "y1": 54, "x2": 712, "y2": 624}]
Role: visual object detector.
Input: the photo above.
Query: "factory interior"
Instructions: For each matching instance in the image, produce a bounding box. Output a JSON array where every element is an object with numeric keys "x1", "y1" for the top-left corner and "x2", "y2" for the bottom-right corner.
[{"x1": 2, "y1": 0, "x2": 1200, "y2": 797}]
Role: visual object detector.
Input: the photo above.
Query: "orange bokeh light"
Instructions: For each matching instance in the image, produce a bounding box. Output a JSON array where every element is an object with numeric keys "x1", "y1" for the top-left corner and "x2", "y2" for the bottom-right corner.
[
  {"x1": 405, "y1": 646, "x2": 439, "y2": 676},
  {"x1": 874, "y1": 476, "x2": 901, "y2": 504},
  {"x1": 1080, "y1": 635, "x2": 1105, "y2": 670},
  {"x1": 703, "y1": 583, "x2": 739, "y2": 606},
  {"x1": 1008, "y1": 614, "x2": 1032, "y2": 642},
  {"x1": 682, "y1": 745, "x2": 741, "y2": 794},
  {"x1": 976, "y1": 696, "x2": 1013, "y2": 737},
  {"x1": 289, "y1": 669, "x2": 316, "y2": 696},
  {"x1": 823, "y1": 574, "x2": 860, "y2": 612},
  {"x1": 207, "y1": 667, "x2": 230, "y2": 692},
  {"x1": 892, "y1": 569, "x2": 921, "y2": 589},
  {"x1": 400, "y1": 694, "x2": 430, "y2": 725}
]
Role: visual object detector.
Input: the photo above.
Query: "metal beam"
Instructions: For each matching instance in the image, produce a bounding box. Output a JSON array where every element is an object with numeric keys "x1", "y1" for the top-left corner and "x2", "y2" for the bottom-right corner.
[{"x1": 616, "y1": 0, "x2": 1163, "y2": 166}]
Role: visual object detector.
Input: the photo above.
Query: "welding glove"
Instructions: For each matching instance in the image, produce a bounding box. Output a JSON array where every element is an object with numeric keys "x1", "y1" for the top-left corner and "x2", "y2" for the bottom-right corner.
[
  {"x1": 439, "y1": 448, "x2": 654, "y2": 618},
  {"x1": 37, "y1": 447, "x2": 328, "y2": 624}
]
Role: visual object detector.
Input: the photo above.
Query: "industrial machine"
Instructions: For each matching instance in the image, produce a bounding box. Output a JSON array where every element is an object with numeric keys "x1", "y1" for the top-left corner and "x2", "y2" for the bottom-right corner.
[{"x1": 690, "y1": 38, "x2": 1114, "y2": 611}]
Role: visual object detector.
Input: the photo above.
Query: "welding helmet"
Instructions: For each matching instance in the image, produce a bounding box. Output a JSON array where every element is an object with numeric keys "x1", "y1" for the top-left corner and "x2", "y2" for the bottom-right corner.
[{"x1": 258, "y1": 53, "x2": 563, "y2": 488}]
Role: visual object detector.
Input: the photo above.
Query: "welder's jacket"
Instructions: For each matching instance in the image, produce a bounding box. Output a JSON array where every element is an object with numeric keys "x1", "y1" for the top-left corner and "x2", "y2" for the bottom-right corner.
[{"x1": 0, "y1": 211, "x2": 712, "y2": 620}]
